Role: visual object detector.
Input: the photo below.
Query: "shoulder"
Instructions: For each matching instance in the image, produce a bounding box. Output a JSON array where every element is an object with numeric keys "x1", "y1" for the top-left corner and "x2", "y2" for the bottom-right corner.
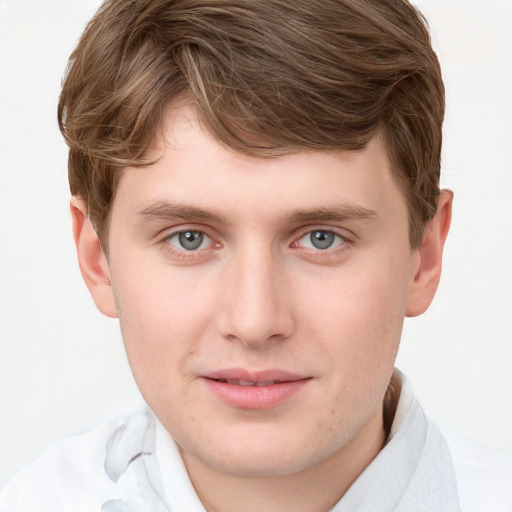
[
  {"x1": 0, "y1": 411, "x2": 140, "y2": 512},
  {"x1": 444, "y1": 432, "x2": 512, "y2": 512}
]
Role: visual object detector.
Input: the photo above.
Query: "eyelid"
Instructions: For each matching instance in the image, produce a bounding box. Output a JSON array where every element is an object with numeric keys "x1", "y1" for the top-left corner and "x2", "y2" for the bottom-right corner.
[
  {"x1": 167, "y1": 229, "x2": 212, "y2": 251},
  {"x1": 289, "y1": 227, "x2": 355, "y2": 266},
  {"x1": 291, "y1": 225, "x2": 351, "y2": 246},
  {"x1": 158, "y1": 223, "x2": 216, "y2": 243},
  {"x1": 158, "y1": 225, "x2": 222, "y2": 260}
]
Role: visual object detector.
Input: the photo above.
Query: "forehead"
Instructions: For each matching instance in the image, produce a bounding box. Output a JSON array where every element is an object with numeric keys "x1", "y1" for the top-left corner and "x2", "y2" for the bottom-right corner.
[{"x1": 112, "y1": 105, "x2": 406, "y2": 228}]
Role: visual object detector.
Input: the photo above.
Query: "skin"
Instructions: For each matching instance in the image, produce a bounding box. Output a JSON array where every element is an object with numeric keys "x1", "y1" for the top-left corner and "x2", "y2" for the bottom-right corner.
[{"x1": 72, "y1": 106, "x2": 452, "y2": 512}]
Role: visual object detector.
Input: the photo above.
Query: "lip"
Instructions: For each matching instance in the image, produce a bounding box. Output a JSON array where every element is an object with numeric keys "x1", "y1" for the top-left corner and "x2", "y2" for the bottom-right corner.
[{"x1": 201, "y1": 368, "x2": 311, "y2": 409}]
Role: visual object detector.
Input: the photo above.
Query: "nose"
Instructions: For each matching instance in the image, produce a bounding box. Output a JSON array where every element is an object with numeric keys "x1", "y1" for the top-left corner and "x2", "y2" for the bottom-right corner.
[{"x1": 216, "y1": 247, "x2": 295, "y2": 349}]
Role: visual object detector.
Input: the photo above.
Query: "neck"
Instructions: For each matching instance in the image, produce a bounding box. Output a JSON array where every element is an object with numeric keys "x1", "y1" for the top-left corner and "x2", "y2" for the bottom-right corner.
[{"x1": 181, "y1": 407, "x2": 386, "y2": 512}]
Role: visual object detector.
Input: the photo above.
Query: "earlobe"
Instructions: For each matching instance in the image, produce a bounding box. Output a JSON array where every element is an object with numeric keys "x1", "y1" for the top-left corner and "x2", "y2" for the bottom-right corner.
[
  {"x1": 406, "y1": 190, "x2": 453, "y2": 317},
  {"x1": 70, "y1": 197, "x2": 118, "y2": 318}
]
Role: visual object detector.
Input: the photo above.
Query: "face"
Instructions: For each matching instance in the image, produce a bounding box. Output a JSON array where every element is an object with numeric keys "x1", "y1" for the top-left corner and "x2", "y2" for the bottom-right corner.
[{"x1": 103, "y1": 107, "x2": 420, "y2": 478}]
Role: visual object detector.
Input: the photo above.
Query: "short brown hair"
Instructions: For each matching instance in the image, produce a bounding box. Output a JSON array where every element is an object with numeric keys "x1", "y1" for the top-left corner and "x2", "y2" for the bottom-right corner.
[{"x1": 58, "y1": 0, "x2": 444, "y2": 248}]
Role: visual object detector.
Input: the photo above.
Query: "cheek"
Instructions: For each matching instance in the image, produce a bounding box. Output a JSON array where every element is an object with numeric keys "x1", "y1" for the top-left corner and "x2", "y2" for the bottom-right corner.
[
  {"x1": 110, "y1": 262, "x2": 217, "y2": 376},
  {"x1": 300, "y1": 251, "x2": 411, "y2": 372}
]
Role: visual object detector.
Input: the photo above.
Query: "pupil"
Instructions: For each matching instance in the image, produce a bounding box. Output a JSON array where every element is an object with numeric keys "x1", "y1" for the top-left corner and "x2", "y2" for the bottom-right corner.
[
  {"x1": 179, "y1": 231, "x2": 204, "y2": 250},
  {"x1": 311, "y1": 230, "x2": 334, "y2": 249}
]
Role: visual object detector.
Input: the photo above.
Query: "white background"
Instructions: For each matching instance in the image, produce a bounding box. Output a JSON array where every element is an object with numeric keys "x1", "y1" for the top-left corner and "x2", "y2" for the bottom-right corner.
[{"x1": 0, "y1": 0, "x2": 511, "y2": 489}]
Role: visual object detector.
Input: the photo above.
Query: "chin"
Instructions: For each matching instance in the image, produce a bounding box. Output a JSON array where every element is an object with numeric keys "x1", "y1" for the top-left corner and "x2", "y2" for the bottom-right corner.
[
  {"x1": 205, "y1": 450, "x2": 317, "y2": 478},
  {"x1": 185, "y1": 426, "x2": 347, "y2": 479}
]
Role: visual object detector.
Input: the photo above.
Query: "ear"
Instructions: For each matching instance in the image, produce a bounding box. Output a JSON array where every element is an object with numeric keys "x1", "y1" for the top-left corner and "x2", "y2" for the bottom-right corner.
[
  {"x1": 70, "y1": 197, "x2": 118, "y2": 318},
  {"x1": 406, "y1": 190, "x2": 453, "y2": 317}
]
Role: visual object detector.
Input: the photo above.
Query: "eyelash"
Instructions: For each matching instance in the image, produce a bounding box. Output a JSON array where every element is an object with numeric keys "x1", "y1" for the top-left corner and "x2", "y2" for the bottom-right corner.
[
  {"x1": 293, "y1": 229, "x2": 346, "y2": 249},
  {"x1": 160, "y1": 228, "x2": 219, "y2": 261},
  {"x1": 291, "y1": 227, "x2": 352, "y2": 262},
  {"x1": 159, "y1": 227, "x2": 352, "y2": 261}
]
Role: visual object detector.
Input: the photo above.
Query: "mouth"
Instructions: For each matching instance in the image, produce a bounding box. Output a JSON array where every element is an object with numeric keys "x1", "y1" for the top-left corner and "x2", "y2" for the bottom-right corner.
[
  {"x1": 202, "y1": 369, "x2": 311, "y2": 409},
  {"x1": 212, "y1": 378, "x2": 288, "y2": 387}
]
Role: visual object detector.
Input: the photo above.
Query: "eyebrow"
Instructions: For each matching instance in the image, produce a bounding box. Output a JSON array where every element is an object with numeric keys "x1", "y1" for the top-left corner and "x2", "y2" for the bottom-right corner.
[
  {"x1": 133, "y1": 200, "x2": 377, "y2": 225},
  {"x1": 285, "y1": 205, "x2": 377, "y2": 224},
  {"x1": 134, "y1": 200, "x2": 227, "y2": 224}
]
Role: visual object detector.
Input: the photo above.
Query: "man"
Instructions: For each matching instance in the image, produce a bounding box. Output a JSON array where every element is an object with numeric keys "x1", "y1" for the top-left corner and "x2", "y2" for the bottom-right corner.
[{"x1": 1, "y1": 0, "x2": 510, "y2": 510}]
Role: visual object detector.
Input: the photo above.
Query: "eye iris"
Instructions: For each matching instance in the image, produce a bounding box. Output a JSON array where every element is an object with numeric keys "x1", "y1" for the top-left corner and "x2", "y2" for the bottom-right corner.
[
  {"x1": 310, "y1": 230, "x2": 335, "y2": 249},
  {"x1": 178, "y1": 231, "x2": 204, "y2": 250}
]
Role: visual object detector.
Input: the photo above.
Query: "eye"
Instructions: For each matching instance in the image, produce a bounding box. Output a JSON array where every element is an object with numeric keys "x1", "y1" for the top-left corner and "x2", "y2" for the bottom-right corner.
[
  {"x1": 297, "y1": 229, "x2": 345, "y2": 250},
  {"x1": 168, "y1": 230, "x2": 211, "y2": 251}
]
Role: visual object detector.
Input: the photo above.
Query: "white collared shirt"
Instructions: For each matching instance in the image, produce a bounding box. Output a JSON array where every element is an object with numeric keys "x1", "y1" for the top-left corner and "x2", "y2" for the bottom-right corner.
[{"x1": 1, "y1": 371, "x2": 511, "y2": 511}]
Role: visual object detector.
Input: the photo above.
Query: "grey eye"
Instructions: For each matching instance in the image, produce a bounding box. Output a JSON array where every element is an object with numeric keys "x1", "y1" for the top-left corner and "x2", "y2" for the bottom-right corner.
[
  {"x1": 296, "y1": 230, "x2": 344, "y2": 251},
  {"x1": 175, "y1": 230, "x2": 206, "y2": 250},
  {"x1": 310, "y1": 230, "x2": 335, "y2": 249}
]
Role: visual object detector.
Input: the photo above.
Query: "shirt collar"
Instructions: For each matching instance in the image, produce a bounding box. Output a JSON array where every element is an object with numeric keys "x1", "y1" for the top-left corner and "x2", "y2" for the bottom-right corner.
[{"x1": 331, "y1": 369, "x2": 461, "y2": 512}]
